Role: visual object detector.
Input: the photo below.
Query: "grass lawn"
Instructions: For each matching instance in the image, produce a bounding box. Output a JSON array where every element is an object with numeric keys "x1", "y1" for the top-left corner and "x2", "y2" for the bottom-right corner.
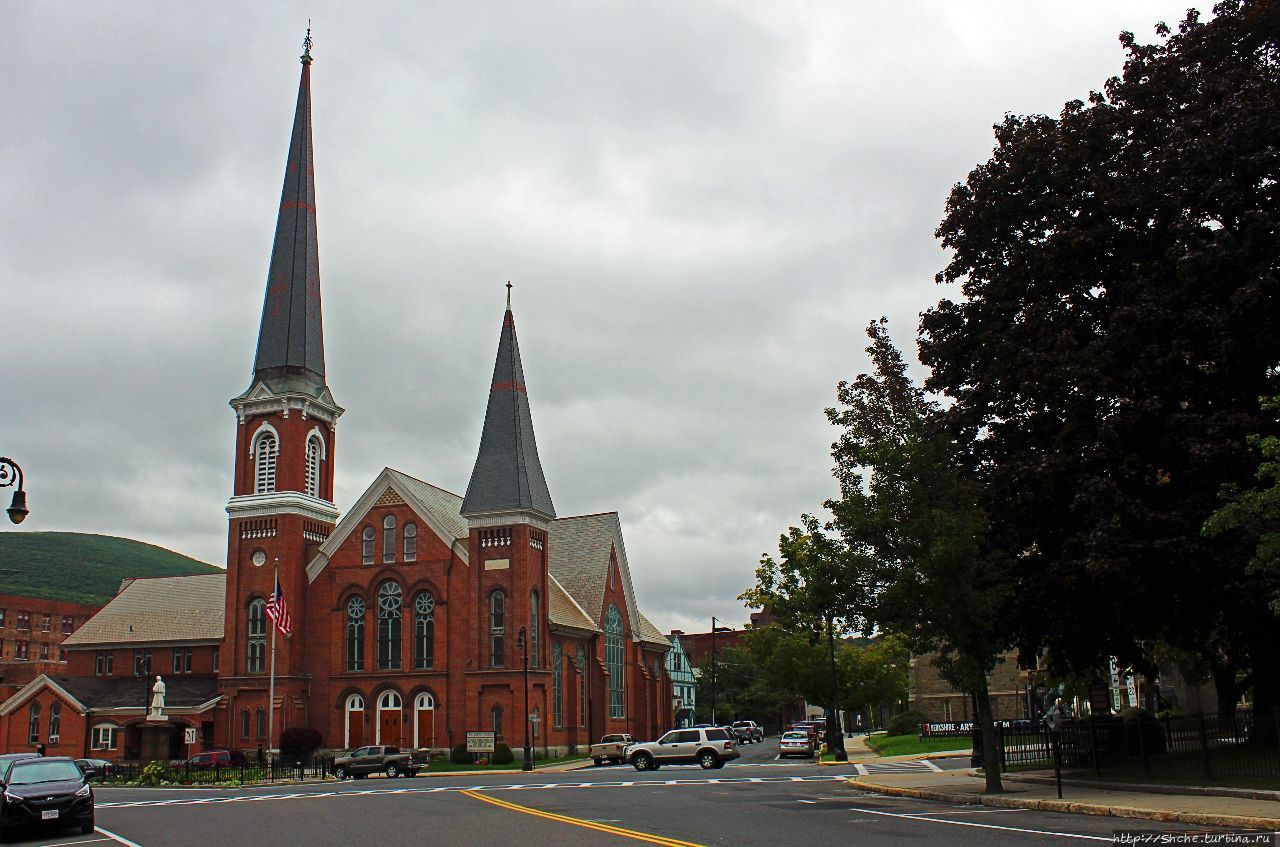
[
  {"x1": 866, "y1": 733, "x2": 971, "y2": 757},
  {"x1": 421, "y1": 753, "x2": 589, "y2": 773}
]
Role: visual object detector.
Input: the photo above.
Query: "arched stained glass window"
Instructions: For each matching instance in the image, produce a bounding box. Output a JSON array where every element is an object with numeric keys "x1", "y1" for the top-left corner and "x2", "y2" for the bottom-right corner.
[
  {"x1": 605, "y1": 605, "x2": 624, "y2": 719},
  {"x1": 576, "y1": 645, "x2": 587, "y2": 727},
  {"x1": 383, "y1": 515, "x2": 396, "y2": 563},
  {"x1": 414, "y1": 591, "x2": 435, "y2": 670},
  {"x1": 27, "y1": 702, "x2": 40, "y2": 744},
  {"x1": 529, "y1": 589, "x2": 540, "y2": 669},
  {"x1": 403, "y1": 522, "x2": 417, "y2": 562},
  {"x1": 361, "y1": 526, "x2": 375, "y2": 565},
  {"x1": 346, "y1": 595, "x2": 366, "y2": 672},
  {"x1": 247, "y1": 598, "x2": 267, "y2": 672},
  {"x1": 377, "y1": 582, "x2": 402, "y2": 670},
  {"x1": 489, "y1": 590, "x2": 505, "y2": 667},
  {"x1": 552, "y1": 642, "x2": 563, "y2": 728}
]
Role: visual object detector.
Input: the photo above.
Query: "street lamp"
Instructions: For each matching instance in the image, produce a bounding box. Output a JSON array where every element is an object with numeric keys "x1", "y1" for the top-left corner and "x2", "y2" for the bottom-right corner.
[
  {"x1": 709, "y1": 617, "x2": 732, "y2": 726},
  {"x1": 1, "y1": 457, "x2": 29, "y2": 524},
  {"x1": 517, "y1": 625, "x2": 532, "y2": 772}
]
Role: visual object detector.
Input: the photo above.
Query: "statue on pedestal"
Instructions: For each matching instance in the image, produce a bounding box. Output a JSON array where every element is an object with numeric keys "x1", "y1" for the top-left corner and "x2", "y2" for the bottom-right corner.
[{"x1": 148, "y1": 675, "x2": 166, "y2": 721}]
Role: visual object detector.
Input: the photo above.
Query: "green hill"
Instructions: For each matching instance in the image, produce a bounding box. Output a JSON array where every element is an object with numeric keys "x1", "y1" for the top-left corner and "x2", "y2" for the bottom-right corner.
[{"x1": 0, "y1": 532, "x2": 221, "y2": 605}]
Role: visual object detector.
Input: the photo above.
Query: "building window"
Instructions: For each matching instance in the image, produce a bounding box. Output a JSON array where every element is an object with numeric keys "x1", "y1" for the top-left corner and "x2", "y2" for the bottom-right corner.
[
  {"x1": 346, "y1": 596, "x2": 366, "y2": 672},
  {"x1": 256, "y1": 707, "x2": 266, "y2": 739},
  {"x1": 91, "y1": 724, "x2": 118, "y2": 751},
  {"x1": 17, "y1": 612, "x2": 30, "y2": 631},
  {"x1": 241, "y1": 709, "x2": 251, "y2": 740},
  {"x1": 253, "y1": 431, "x2": 278, "y2": 493},
  {"x1": 40, "y1": 613, "x2": 51, "y2": 633},
  {"x1": 413, "y1": 591, "x2": 435, "y2": 670},
  {"x1": 58, "y1": 648, "x2": 66, "y2": 663},
  {"x1": 15, "y1": 640, "x2": 29, "y2": 660},
  {"x1": 305, "y1": 433, "x2": 323, "y2": 498},
  {"x1": 0, "y1": 609, "x2": 5, "y2": 628},
  {"x1": 133, "y1": 648, "x2": 152, "y2": 677},
  {"x1": 605, "y1": 604, "x2": 624, "y2": 719},
  {"x1": 552, "y1": 642, "x2": 563, "y2": 728},
  {"x1": 39, "y1": 642, "x2": 49, "y2": 660},
  {"x1": 61, "y1": 616, "x2": 74, "y2": 635},
  {"x1": 942, "y1": 700, "x2": 953, "y2": 721},
  {"x1": 212, "y1": 645, "x2": 220, "y2": 673},
  {"x1": 376, "y1": 581, "x2": 402, "y2": 671},
  {"x1": 247, "y1": 598, "x2": 267, "y2": 673},
  {"x1": 491, "y1": 704, "x2": 503, "y2": 738},
  {"x1": 576, "y1": 645, "x2": 588, "y2": 727},
  {"x1": 529, "y1": 589, "x2": 540, "y2": 669},
  {"x1": 361, "y1": 526, "x2": 375, "y2": 565},
  {"x1": 49, "y1": 702, "x2": 61, "y2": 739},
  {"x1": 403, "y1": 522, "x2": 417, "y2": 562},
  {"x1": 383, "y1": 515, "x2": 396, "y2": 563},
  {"x1": 95, "y1": 651, "x2": 113, "y2": 676},
  {"x1": 172, "y1": 647, "x2": 192, "y2": 674},
  {"x1": 28, "y1": 702, "x2": 40, "y2": 743},
  {"x1": 489, "y1": 590, "x2": 506, "y2": 667}
]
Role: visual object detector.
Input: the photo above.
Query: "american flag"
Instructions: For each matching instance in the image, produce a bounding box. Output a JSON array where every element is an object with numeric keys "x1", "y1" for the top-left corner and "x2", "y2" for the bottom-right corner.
[{"x1": 266, "y1": 575, "x2": 292, "y2": 637}]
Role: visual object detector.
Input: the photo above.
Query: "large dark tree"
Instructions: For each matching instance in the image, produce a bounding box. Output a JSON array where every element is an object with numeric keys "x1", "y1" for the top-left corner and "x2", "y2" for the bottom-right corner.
[{"x1": 919, "y1": 1, "x2": 1280, "y2": 711}]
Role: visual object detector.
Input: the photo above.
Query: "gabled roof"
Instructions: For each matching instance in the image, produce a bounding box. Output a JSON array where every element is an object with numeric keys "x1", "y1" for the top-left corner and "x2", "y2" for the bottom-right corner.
[
  {"x1": 549, "y1": 512, "x2": 668, "y2": 649},
  {"x1": 252, "y1": 46, "x2": 325, "y2": 387},
  {"x1": 547, "y1": 573, "x2": 600, "y2": 633},
  {"x1": 61, "y1": 573, "x2": 225, "y2": 647},
  {"x1": 307, "y1": 467, "x2": 468, "y2": 582},
  {"x1": 460, "y1": 304, "x2": 555, "y2": 520}
]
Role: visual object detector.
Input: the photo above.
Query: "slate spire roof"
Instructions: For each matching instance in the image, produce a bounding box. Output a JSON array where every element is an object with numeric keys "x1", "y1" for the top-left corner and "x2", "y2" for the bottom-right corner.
[
  {"x1": 252, "y1": 37, "x2": 325, "y2": 386},
  {"x1": 461, "y1": 292, "x2": 556, "y2": 519}
]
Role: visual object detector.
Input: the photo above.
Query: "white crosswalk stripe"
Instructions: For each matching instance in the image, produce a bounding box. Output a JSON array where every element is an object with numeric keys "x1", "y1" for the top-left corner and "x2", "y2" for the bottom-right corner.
[{"x1": 854, "y1": 761, "x2": 940, "y2": 776}]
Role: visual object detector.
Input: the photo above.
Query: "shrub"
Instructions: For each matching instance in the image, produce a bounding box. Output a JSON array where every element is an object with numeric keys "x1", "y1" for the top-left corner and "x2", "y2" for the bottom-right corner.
[
  {"x1": 492, "y1": 743, "x2": 514, "y2": 765},
  {"x1": 887, "y1": 710, "x2": 929, "y2": 737},
  {"x1": 138, "y1": 760, "x2": 169, "y2": 786},
  {"x1": 280, "y1": 726, "x2": 323, "y2": 762},
  {"x1": 450, "y1": 743, "x2": 472, "y2": 765}
]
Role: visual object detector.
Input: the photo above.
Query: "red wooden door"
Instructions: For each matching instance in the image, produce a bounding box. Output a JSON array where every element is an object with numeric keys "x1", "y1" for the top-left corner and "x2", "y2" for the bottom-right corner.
[
  {"x1": 347, "y1": 712, "x2": 364, "y2": 748},
  {"x1": 380, "y1": 711, "x2": 401, "y2": 746},
  {"x1": 416, "y1": 710, "x2": 434, "y2": 749}
]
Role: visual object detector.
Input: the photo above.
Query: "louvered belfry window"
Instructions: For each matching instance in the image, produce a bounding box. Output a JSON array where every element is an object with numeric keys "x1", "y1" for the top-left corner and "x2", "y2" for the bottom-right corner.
[
  {"x1": 305, "y1": 434, "x2": 323, "y2": 497},
  {"x1": 254, "y1": 432, "x2": 278, "y2": 493}
]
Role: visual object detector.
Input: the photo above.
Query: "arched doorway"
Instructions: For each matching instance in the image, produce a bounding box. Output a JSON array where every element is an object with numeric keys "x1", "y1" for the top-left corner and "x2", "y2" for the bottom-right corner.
[
  {"x1": 345, "y1": 694, "x2": 365, "y2": 748},
  {"x1": 413, "y1": 692, "x2": 436, "y2": 750},
  {"x1": 377, "y1": 690, "x2": 402, "y2": 746}
]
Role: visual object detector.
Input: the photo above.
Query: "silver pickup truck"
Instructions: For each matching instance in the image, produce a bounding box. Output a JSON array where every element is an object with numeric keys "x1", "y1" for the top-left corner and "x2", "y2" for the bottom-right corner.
[
  {"x1": 589, "y1": 734, "x2": 636, "y2": 766},
  {"x1": 626, "y1": 727, "x2": 739, "y2": 771}
]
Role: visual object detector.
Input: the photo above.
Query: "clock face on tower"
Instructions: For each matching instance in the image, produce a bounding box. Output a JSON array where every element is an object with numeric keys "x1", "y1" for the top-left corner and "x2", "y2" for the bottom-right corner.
[{"x1": 252, "y1": 550, "x2": 267, "y2": 567}]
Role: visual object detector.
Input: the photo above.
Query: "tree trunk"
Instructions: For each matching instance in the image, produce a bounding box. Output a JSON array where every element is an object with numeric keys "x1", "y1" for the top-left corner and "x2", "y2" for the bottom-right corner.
[
  {"x1": 827, "y1": 617, "x2": 848, "y2": 761},
  {"x1": 974, "y1": 682, "x2": 1004, "y2": 794},
  {"x1": 1211, "y1": 663, "x2": 1240, "y2": 719}
]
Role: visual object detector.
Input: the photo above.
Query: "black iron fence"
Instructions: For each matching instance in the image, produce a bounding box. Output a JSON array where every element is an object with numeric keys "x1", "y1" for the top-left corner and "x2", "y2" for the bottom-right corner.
[
  {"x1": 92, "y1": 755, "x2": 336, "y2": 785},
  {"x1": 975, "y1": 710, "x2": 1280, "y2": 785}
]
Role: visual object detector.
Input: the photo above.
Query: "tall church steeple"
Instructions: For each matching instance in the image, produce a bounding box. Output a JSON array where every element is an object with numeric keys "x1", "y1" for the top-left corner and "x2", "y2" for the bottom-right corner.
[
  {"x1": 252, "y1": 29, "x2": 325, "y2": 390},
  {"x1": 461, "y1": 288, "x2": 556, "y2": 520}
]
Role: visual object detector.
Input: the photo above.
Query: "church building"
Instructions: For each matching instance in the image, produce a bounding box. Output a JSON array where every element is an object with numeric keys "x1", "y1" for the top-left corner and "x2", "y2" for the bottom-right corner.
[{"x1": 0, "y1": 40, "x2": 673, "y2": 760}]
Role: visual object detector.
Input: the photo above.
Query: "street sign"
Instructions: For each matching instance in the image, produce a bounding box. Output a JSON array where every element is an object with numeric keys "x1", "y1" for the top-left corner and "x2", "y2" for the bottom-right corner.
[
  {"x1": 184, "y1": 727, "x2": 197, "y2": 745},
  {"x1": 466, "y1": 731, "x2": 496, "y2": 753}
]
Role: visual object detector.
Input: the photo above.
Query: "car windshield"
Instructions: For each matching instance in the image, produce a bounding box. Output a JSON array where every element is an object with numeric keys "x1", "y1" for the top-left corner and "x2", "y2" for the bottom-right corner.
[{"x1": 7, "y1": 760, "x2": 83, "y2": 785}]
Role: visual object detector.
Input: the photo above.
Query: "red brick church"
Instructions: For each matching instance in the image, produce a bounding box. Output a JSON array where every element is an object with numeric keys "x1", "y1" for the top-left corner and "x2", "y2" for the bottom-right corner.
[{"x1": 0, "y1": 41, "x2": 673, "y2": 760}]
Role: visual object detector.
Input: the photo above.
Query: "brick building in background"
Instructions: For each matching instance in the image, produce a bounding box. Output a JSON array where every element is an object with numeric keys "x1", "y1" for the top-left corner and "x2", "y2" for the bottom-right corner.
[
  {"x1": 0, "y1": 594, "x2": 102, "y2": 693},
  {"x1": 0, "y1": 40, "x2": 672, "y2": 760}
]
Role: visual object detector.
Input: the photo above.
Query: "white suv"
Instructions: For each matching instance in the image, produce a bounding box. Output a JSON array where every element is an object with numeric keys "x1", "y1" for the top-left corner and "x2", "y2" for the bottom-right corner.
[{"x1": 627, "y1": 727, "x2": 740, "y2": 771}]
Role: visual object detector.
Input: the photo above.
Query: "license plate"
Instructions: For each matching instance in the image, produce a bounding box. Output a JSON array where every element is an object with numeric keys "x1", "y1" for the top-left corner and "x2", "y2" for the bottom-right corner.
[{"x1": 41, "y1": 810, "x2": 59, "y2": 820}]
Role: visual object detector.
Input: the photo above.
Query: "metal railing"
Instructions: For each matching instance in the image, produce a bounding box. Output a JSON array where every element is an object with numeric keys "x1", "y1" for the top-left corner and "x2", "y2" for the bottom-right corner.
[{"x1": 92, "y1": 755, "x2": 336, "y2": 785}]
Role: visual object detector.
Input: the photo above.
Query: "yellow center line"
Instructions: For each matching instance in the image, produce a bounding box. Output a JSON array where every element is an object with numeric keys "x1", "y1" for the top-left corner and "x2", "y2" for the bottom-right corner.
[{"x1": 460, "y1": 789, "x2": 706, "y2": 847}]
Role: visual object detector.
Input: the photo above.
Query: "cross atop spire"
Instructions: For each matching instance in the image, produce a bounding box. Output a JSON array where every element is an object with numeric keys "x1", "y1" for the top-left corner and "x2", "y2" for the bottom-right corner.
[
  {"x1": 461, "y1": 294, "x2": 556, "y2": 520},
  {"x1": 251, "y1": 42, "x2": 325, "y2": 389}
]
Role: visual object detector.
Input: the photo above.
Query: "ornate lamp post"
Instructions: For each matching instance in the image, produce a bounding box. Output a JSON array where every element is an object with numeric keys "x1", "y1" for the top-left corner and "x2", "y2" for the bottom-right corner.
[
  {"x1": 517, "y1": 625, "x2": 532, "y2": 772},
  {"x1": 1, "y1": 457, "x2": 29, "y2": 524}
]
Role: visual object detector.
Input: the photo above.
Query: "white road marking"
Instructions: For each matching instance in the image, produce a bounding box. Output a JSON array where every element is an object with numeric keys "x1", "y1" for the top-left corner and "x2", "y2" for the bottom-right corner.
[
  {"x1": 44, "y1": 839, "x2": 111, "y2": 847},
  {"x1": 899, "y1": 808, "x2": 1031, "y2": 816},
  {"x1": 846, "y1": 806, "x2": 1110, "y2": 841},
  {"x1": 797, "y1": 799, "x2": 817, "y2": 804},
  {"x1": 922, "y1": 759, "x2": 944, "y2": 772},
  {"x1": 94, "y1": 826, "x2": 147, "y2": 847}
]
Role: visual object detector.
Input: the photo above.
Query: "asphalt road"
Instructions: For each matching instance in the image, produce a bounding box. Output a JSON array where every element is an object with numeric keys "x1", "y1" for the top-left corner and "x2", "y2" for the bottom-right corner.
[{"x1": 1, "y1": 739, "x2": 1243, "y2": 847}]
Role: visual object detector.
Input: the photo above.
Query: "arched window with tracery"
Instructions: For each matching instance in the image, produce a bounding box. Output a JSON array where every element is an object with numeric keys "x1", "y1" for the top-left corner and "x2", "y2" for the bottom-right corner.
[
  {"x1": 27, "y1": 702, "x2": 40, "y2": 743},
  {"x1": 49, "y1": 702, "x2": 61, "y2": 739},
  {"x1": 576, "y1": 645, "x2": 587, "y2": 727},
  {"x1": 605, "y1": 604, "x2": 624, "y2": 719},
  {"x1": 529, "y1": 589, "x2": 540, "y2": 669},
  {"x1": 256, "y1": 707, "x2": 266, "y2": 739},
  {"x1": 247, "y1": 598, "x2": 267, "y2": 672},
  {"x1": 361, "y1": 526, "x2": 375, "y2": 565},
  {"x1": 403, "y1": 523, "x2": 417, "y2": 562},
  {"x1": 489, "y1": 590, "x2": 506, "y2": 667},
  {"x1": 413, "y1": 591, "x2": 435, "y2": 670},
  {"x1": 491, "y1": 703, "x2": 503, "y2": 738},
  {"x1": 253, "y1": 431, "x2": 278, "y2": 493},
  {"x1": 376, "y1": 581, "x2": 402, "y2": 670},
  {"x1": 305, "y1": 433, "x2": 323, "y2": 498},
  {"x1": 383, "y1": 515, "x2": 396, "y2": 563},
  {"x1": 345, "y1": 596, "x2": 366, "y2": 671},
  {"x1": 552, "y1": 642, "x2": 563, "y2": 728}
]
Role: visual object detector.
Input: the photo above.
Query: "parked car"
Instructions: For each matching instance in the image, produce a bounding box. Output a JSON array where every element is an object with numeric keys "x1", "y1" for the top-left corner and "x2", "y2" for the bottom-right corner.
[
  {"x1": 0, "y1": 756, "x2": 95, "y2": 840},
  {"x1": 778, "y1": 730, "x2": 816, "y2": 758},
  {"x1": 790, "y1": 721, "x2": 824, "y2": 745},
  {"x1": 331, "y1": 745, "x2": 421, "y2": 779},
  {"x1": 589, "y1": 734, "x2": 636, "y2": 766},
  {"x1": 731, "y1": 721, "x2": 764, "y2": 743},
  {"x1": 184, "y1": 750, "x2": 247, "y2": 769},
  {"x1": 0, "y1": 754, "x2": 40, "y2": 784},
  {"x1": 74, "y1": 759, "x2": 118, "y2": 781},
  {"x1": 627, "y1": 727, "x2": 739, "y2": 771}
]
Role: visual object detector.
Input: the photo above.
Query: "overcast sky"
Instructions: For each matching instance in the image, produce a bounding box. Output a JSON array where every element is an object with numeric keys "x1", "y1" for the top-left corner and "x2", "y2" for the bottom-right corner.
[{"x1": 2, "y1": 1, "x2": 1203, "y2": 633}]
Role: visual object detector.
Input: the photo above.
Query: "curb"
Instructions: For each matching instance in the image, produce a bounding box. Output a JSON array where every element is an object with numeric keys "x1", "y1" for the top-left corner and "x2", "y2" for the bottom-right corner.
[
  {"x1": 848, "y1": 777, "x2": 1280, "y2": 831},
  {"x1": 1003, "y1": 773, "x2": 1280, "y2": 802}
]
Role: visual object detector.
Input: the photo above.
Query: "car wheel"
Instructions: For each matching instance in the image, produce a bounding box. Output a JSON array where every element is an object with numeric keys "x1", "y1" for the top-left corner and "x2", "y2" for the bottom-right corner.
[
  {"x1": 385, "y1": 763, "x2": 400, "y2": 778},
  {"x1": 81, "y1": 819, "x2": 96, "y2": 835},
  {"x1": 632, "y1": 753, "x2": 654, "y2": 771},
  {"x1": 699, "y1": 751, "x2": 718, "y2": 770},
  {"x1": 335, "y1": 766, "x2": 348, "y2": 780},
  {"x1": 593, "y1": 758, "x2": 603, "y2": 766}
]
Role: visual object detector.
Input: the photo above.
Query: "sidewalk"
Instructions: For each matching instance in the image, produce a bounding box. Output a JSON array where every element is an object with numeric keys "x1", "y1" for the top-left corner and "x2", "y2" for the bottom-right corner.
[{"x1": 849, "y1": 767, "x2": 1280, "y2": 830}]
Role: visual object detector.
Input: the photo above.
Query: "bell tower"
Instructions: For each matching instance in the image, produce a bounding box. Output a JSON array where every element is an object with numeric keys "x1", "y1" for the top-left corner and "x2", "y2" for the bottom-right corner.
[{"x1": 220, "y1": 30, "x2": 341, "y2": 748}]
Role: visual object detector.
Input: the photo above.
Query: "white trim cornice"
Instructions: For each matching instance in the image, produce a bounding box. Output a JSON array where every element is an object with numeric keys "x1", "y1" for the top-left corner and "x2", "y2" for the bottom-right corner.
[
  {"x1": 230, "y1": 381, "x2": 344, "y2": 425},
  {"x1": 464, "y1": 512, "x2": 552, "y2": 530},
  {"x1": 227, "y1": 492, "x2": 339, "y2": 523}
]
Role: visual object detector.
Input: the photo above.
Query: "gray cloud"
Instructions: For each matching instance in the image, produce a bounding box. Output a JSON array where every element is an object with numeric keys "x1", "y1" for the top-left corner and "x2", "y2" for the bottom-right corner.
[{"x1": 2, "y1": 0, "x2": 1198, "y2": 632}]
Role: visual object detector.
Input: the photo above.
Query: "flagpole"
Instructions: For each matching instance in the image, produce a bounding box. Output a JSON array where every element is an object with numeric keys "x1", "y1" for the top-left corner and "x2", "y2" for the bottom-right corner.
[{"x1": 268, "y1": 557, "x2": 278, "y2": 767}]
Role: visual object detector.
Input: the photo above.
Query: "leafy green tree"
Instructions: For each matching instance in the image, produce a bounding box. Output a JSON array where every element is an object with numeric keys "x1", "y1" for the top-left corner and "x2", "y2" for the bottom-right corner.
[
  {"x1": 918, "y1": 2, "x2": 1280, "y2": 712},
  {"x1": 826, "y1": 319, "x2": 1015, "y2": 793}
]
